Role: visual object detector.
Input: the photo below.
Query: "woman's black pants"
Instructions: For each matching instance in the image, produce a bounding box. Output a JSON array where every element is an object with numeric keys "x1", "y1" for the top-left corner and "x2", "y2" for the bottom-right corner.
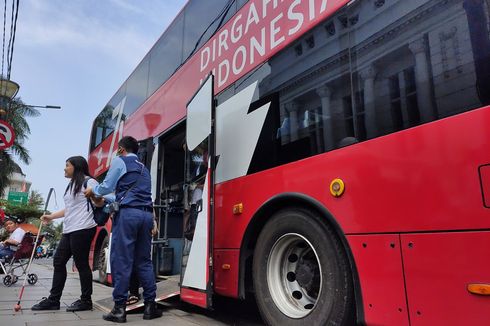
[{"x1": 49, "y1": 227, "x2": 96, "y2": 302}]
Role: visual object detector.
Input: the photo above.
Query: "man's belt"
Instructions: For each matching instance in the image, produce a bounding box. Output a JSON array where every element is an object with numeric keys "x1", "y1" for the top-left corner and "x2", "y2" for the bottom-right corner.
[{"x1": 120, "y1": 205, "x2": 153, "y2": 212}]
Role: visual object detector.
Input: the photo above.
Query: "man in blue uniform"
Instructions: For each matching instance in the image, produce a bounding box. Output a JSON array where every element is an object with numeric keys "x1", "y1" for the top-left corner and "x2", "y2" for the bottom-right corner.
[{"x1": 85, "y1": 136, "x2": 161, "y2": 323}]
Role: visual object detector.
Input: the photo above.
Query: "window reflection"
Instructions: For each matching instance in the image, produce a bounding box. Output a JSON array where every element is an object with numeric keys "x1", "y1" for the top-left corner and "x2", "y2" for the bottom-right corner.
[
  {"x1": 182, "y1": 0, "x2": 235, "y2": 61},
  {"x1": 218, "y1": 0, "x2": 490, "y2": 177},
  {"x1": 148, "y1": 14, "x2": 184, "y2": 96},
  {"x1": 91, "y1": 84, "x2": 126, "y2": 149},
  {"x1": 125, "y1": 56, "x2": 150, "y2": 116}
]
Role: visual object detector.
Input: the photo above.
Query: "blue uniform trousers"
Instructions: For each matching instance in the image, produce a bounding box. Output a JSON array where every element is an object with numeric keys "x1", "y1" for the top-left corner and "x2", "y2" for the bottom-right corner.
[{"x1": 110, "y1": 207, "x2": 156, "y2": 306}]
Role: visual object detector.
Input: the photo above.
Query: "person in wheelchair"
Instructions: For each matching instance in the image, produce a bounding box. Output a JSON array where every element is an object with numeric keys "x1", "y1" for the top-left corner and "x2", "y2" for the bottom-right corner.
[{"x1": 0, "y1": 216, "x2": 26, "y2": 261}]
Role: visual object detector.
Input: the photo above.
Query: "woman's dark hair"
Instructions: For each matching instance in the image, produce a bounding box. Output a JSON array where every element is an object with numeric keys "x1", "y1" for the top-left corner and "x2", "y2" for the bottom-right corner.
[
  {"x1": 65, "y1": 156, "x2": 92, "y2": 197},
  {"x1": 118, "y1": 136, "x2": 139, "y2": 154}
]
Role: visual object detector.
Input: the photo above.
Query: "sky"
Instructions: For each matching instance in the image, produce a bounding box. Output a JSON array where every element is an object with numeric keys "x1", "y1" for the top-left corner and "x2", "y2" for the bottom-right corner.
[{"x1": 11, "y1": 0, "x2": 187, "y2": 211}]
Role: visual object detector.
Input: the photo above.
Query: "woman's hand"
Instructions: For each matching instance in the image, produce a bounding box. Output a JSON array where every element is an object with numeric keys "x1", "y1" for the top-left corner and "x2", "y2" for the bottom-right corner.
[
  {"x1": 84, "y1": 187, "x2": 94, "y2": 198},
  {"x1": 40, "y1": 214, "x2": 53, "y2": 225},
  {"x1": 92, "y1": 196, "x2": 105, "y2": 207}
]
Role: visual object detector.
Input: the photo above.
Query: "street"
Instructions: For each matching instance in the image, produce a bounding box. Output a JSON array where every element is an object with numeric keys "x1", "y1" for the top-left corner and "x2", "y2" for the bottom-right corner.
[{"x1": 0, "y1": 259, "x2": 264, "y2": 325}]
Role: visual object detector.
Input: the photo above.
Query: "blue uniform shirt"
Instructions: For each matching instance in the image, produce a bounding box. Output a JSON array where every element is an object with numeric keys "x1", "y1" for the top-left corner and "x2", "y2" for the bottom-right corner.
[
  {"x1": 92, "y1": 154, "x2": 132, "y2": 197},
  {"x1": 93, "y1": 153, "x2": 152, "y2": 208}
]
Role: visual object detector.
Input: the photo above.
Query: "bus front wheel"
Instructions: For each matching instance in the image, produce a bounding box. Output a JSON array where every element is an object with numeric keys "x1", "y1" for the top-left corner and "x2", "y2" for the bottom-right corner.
[{"x1": 252, "y1": 208, "x2": 354, "y2": 325}]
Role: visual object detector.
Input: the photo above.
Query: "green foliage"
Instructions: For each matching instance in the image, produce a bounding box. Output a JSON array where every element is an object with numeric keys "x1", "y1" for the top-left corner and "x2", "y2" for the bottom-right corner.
[
  {"x1": 2, "y1": 200, "x2": 45, "y2": 222},
  {"x1": 0, "y1": 97, "x2": 40, "y2": 197},
  {"x1": 42, "y1": 221, "x2": 63, "y2": 247},
  {"x1": 28, "y1": 190, "x2": 44, "y2": 208}
]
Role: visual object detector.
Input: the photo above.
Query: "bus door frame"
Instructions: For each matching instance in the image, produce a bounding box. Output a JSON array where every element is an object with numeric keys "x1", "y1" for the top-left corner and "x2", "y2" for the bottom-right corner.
[{"x1": 180, "y1": 74, "x2": 215, "y2": 309}]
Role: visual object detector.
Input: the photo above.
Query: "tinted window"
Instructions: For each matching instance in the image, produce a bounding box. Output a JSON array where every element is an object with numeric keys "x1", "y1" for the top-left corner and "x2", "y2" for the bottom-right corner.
[
  {"x1": 217, "y1": 0, "x2": 490, "y2": 178},
  {"x1": 90, "y1": 84, "x2": 126, "y2": 150},
  {"x1": 124, "y1": 55, "x2": 150, "y2": 116},
  {"x1": 237, "y1": 0, "x2": 249, "y2": 10},
  {"x1": 348, "y1": 0, "x2": 490, "y2": 139},
  {"x1": 94, "y1": 0, "x2": 249, "y2": 147},
  {"x1": 182, "y1": 0, "x2": 236, "y2": 62},
  {"x1": 148, "y1": 13, "x2": 184, "y2": 96}
]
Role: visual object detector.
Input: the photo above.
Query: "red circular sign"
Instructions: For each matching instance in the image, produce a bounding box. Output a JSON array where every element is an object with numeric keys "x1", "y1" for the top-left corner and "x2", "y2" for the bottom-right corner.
[{"x1": 0, "y1": 119, "x2": 15, "y2": 150}]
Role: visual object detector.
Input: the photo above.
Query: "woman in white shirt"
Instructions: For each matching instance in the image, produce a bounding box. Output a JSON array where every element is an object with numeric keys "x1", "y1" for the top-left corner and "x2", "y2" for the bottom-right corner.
[{"x1": 31, "y1": 156, "x2": 98, "y2": 312}]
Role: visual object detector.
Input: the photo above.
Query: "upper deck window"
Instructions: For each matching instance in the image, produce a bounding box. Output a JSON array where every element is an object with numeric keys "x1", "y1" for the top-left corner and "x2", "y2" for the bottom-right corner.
[
  {"x1": 91, "y1": 0, "x2": 249, "y2": 151},
  {"x1": 182, "y1": 0, "x2": 236, "y2": 62}
]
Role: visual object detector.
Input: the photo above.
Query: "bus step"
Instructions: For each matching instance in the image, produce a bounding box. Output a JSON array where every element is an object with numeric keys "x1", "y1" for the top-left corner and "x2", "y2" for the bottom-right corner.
[{"x1": 94, "y1": 275, "x2": 180, "y2": 312}]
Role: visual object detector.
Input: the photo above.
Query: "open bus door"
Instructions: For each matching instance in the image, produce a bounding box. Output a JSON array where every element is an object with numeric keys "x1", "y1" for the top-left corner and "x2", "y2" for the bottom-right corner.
[
  {"x1": 94, "y1": 77, "x2": 215, "y2": 312},
  {"x1": 180, "y1": 75, "x2": 215, "y2": 309},
  {"x1": 94, "y1": 136, "x2": 182, "y2": 313}
]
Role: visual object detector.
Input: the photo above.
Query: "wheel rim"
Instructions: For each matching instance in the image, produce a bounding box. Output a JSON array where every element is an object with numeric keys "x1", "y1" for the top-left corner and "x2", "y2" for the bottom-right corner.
[
  {"x1": 267, "y1": 233, "x2": 322, "y2": 319},
  {"x1": 98, "y1": 240, "x2": 109, "y2": 280},
  {"x1": 4, "y1": 275, "x2": 12, "y2": 286}
]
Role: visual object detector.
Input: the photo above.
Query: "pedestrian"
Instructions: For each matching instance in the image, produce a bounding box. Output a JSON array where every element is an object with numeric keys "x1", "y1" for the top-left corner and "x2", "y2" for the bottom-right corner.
[
  {"x1": 0, "y1": 216, "x2": 26, "y2": 260},
  {"x1": 85, "y1": 136, "x2": 161, "y2": 322},
  {"x1": 31, "y1": 156, "x2": 98, "y2": 312}
]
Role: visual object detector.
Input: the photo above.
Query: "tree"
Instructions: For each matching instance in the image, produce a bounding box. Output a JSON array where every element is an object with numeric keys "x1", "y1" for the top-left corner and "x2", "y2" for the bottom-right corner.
[
  {"x1": 3, "y1": 201, "x2": 44, "y2": 222},
  {"x1": 0, "y1": 97, "x2": 39, "y2": 197},
  {"x1": 42, "y1": 220, "x2": 63, "y2": 247},
  {"x1": 28, "y1": 189, "x2": 44, "y2": 208}
]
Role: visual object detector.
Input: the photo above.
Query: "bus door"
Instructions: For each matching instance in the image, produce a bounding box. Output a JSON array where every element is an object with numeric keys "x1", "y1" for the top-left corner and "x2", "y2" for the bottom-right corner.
[{"x1": 180, "y1": 75, "x2": 215, "y2": 308}]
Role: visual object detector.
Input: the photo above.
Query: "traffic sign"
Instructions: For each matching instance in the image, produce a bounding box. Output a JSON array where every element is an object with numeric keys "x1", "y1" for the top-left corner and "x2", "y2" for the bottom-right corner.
[
  {"x1": 7, "y1": 191, "x2": 28, "y2": 205},
  {"x1": 0, "y1": 119, "x2": 15, "y2": 150}
]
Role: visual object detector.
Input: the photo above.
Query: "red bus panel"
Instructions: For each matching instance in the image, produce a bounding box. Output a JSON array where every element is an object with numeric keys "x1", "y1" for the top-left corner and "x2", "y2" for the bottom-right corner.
[
  {"x1": 347, "y1": 234, "x2": 409, "y2": 326},
  {"x1": 401, "y1": 231, "x2": 490, "y2": 326}
]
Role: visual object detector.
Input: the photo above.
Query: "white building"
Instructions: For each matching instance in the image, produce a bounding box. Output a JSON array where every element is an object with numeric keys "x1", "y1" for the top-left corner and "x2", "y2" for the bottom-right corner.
[{"x1": 1, "y1": 162, "x2": 31, "y2": 201}]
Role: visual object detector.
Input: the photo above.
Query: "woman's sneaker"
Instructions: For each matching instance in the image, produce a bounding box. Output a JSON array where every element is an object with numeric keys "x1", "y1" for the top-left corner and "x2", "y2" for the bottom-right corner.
[
  {"x1": 66, "y1": 299, "x2": 93, "y2": 312},
  {"x1": 31, "y1": 297, "x2": 60, "y2": 310}
]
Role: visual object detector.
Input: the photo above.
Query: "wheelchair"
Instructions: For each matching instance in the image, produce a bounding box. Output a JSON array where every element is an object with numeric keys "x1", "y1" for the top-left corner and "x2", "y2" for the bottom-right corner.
[{"x1": 0, "y1": 232, "x2": 44, "y2": 287}]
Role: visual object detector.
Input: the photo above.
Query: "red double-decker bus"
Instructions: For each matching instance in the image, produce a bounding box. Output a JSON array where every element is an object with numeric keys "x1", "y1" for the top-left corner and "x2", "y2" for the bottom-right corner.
[{"x1": 87, "y1": 0, "x2": 490, "y2": 325}]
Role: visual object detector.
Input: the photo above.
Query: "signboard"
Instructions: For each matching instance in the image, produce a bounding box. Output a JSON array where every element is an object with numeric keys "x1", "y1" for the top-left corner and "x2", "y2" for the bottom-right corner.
[
  {"x1": 0, "y1": 119, "x2": 15, "y2": 150},
  {"x1": 7, "y1": 191, "x2": 28, "y2": 205}
]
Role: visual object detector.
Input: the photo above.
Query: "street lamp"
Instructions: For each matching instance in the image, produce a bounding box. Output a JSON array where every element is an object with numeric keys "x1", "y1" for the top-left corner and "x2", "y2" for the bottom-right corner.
[
  {"x1": 0, "y1": 79, "x2": 19, "y2": 116},
  {"x1": 26, "y1": 105, "x2": 61, "y2": 110}
]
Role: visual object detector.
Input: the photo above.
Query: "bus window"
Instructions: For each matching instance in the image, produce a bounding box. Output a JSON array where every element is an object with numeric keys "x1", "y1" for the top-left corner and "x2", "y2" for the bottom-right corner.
[
  {"x1": 124, "y1": 55, "x2": 150, "y2": 117},
  {"x1": 148, "y1": 13, "x2": 184, "y2": 97},
  {"x1": 348, "y1": 0, "x2": 490, "y2": 139},
  {"x1": 182, "y1": 0, "x2": 236, "y2": 61},
  {"x1": 214, "y1": 0, "x2": 490, "y2": 181}
]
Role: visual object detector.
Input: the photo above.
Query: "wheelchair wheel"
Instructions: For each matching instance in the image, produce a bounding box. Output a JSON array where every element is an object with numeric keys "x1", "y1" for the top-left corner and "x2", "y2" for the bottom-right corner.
[
  {"x1": 3, "y1": 274, "x2": 13, "y2": 287},
  {"x1": 27, "y1": 273, "x2": 38, "y2": 285}
]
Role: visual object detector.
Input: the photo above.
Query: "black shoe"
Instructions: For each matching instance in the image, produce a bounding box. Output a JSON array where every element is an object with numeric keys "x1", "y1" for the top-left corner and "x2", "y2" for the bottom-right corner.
[
  {"x1": 31, "y1": 297, "x2": 60, "y2": 311},
  {"x1": 102, "y1": 305, "x2": 126, "y2": 323},
  {"x1": 143, "y1": 301, "x2": 162, "y2": 320},
  {"x1": 66, "y1": 299, "x2": 93, "y2": 312}
]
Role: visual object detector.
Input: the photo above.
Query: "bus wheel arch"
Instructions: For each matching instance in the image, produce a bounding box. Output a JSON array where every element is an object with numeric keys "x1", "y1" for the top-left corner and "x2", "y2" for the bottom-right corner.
[
  {"x1": 239, "y1": 193, "x2": 364, "y2": 324},
  {"x1": 93, "y1": 229, "x2": 109, "y2": 284}
]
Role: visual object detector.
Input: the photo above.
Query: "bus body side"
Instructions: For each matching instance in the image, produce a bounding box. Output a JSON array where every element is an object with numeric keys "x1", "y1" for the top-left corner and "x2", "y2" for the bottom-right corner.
[
  {"x1": 87, "y1": 0, "x2": 490, "y2": 324},
  {"x1": 213, "y1": 106, "x2": 490, "y2": 325}
]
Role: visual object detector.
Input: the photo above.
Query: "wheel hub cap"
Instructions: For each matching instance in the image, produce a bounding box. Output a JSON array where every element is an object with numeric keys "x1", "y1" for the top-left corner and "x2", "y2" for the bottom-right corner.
[{"x1": 267, "y1": 233, "x2": 322, "y2": 319}]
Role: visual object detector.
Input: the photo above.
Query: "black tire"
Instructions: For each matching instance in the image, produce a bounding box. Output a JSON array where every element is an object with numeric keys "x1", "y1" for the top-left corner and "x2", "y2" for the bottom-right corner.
[
  {"x1": 253, "y1": 208, "x2": 355, "y2": 326},
  {"x1": 27, "y1": 273, "x2": 38, "y2": 285},
  {"x1": 98, "y1": 236, "x2": 110, "y2": 284},
  {"x1": 3, "y1": 274, "x2": 12, "y2": 287}
]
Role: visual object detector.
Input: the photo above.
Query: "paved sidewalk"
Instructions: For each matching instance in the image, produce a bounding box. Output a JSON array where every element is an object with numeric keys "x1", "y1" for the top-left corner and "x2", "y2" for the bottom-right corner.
[{"x1": 0, "y1": 260, "x2": 263, "y2": 326}]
